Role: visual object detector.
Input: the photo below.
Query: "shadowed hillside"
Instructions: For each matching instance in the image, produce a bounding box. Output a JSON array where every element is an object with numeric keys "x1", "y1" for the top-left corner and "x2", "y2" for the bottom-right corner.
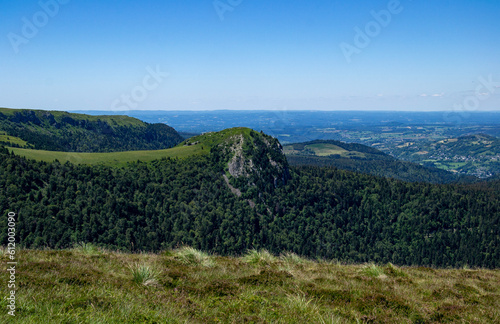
[{"x1": 0, "y1": 107, "x2": 183, "y2": 152}]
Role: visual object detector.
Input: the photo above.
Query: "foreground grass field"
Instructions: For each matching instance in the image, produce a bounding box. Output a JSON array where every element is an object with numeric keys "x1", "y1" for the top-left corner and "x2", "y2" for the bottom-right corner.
[{"x1": 1, "y1": 247, "x2": 499, "y2": 323}]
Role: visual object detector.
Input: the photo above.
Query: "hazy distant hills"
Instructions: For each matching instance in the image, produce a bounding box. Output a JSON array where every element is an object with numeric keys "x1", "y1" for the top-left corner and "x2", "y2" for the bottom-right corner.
[
  {"x1": 0, "y1": 108, "x2": 183, "y2": 152},
  {"x1": 284, "y1": 140, "x2": 475, "y2": 184}
]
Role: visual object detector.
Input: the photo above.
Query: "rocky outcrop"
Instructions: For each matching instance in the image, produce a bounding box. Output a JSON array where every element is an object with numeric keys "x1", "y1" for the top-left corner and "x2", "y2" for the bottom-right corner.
[{"x1": 216, "y1": 129, "x2": 290, "y2": 197}]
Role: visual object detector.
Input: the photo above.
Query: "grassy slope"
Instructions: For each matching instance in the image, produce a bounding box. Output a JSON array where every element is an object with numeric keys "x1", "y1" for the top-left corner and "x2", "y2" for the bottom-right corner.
[
  {"x1": 1, "y1": 247, "x2": 498, "y2": 323},
  {"x1": 283, "y1": 140, "x2": 388, "y2": 159},
  {"x1": 284, "y1": 143, "x2": 365, "y2": 158},
  {"x1": 9, "y1": 145, "x2": 205, "y2": 166},
  {"x1": 6, "y1": 127, "x2": 253, "y2": 166},
  {"x1": 0, "y1": 132, "x2": 28, "y2": 147}
]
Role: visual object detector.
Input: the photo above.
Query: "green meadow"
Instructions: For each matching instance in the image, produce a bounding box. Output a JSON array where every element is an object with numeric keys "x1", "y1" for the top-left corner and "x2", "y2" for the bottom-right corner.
[
  {"x1": 284, "y1": 142, "x2": 367, "y2": 158},
  {"x1": 0, "y1": 247, "x2": 498, "y2": 323},
  {"x1": 8, "y1": 145, "x2": 206, "y2": 166},
  {"x1": 0, "y1": 132, "x2": 28, "y2": 147}
]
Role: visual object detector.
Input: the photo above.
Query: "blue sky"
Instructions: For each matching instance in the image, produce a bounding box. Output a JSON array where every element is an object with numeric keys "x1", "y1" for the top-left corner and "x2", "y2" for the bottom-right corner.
[{"x1": 1, "y1": 0, "x2": 500, "y2": 111}]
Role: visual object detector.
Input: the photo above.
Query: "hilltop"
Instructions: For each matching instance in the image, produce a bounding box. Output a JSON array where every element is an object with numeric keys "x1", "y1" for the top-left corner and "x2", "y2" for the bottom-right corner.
[
  {"x1": 7, "y1": 127, "x2": 290, "y2": 181},
  {"x1": 0, "y1": 107, "x2": 183, "y2": 152}
]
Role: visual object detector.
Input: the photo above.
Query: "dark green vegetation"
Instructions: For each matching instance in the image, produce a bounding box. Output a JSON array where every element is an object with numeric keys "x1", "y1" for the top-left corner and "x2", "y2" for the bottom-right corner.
[
  {"x1": 284, "y1": 140, "x2": 473, "y2": 184},
  {"x1": 1, "y1": 247, "x2": 499, "y2": 323},
  {"x1": 1, "y1": 126, "x2": 499, "y2": 268},
  {"x1": 0, "y1": 108, "x2": 183, "y2": 152}
]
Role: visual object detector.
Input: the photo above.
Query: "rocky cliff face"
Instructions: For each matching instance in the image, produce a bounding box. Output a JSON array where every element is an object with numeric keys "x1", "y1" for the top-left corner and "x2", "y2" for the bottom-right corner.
[{"x1": 211, "y1": 128, "x2": 290, "y2": 197}]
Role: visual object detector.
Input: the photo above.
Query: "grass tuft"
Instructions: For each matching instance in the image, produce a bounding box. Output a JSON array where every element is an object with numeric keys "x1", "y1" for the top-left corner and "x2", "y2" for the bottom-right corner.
[
  {"x1": 173, "y1": 247, "x2": 215, "y2": 267},
  {"x1": 384, "y1": 263, "x2": 407, "y2": 277},
  {"x1": 361, "y1": 263, "x2": 385, "y2": 277},
  {"x1": 281, "y1": 252, "x2": 310, "y2": 266},
  {"x1": 286, "y1": 292, "x2": 319, "y2": 313},
  {"x1": 129, "y1": 263, "x2": 161, "y2": 286},
  {"x1": 242, "y1": 249, "x2": 277, "y2": 266},
  {"x1": 72, "y1": 242, "x2": 103, "y2": 256}
]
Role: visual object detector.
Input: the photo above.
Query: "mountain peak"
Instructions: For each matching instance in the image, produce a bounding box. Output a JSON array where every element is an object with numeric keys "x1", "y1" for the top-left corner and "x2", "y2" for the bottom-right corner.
[{"x1": 185, "y1": 128, "x2": 290, "y2": 195}]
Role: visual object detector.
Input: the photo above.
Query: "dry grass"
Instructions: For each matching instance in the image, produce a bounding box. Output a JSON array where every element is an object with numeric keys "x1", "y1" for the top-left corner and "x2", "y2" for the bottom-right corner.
[{"x1": 1, "y1": 247, "x2": 499, "y2": 323}]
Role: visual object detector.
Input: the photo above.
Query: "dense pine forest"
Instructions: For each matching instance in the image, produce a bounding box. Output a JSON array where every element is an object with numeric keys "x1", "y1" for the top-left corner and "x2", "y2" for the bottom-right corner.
[{"x1": 1, "y1": 142, "x2": 499, "y2": 268}]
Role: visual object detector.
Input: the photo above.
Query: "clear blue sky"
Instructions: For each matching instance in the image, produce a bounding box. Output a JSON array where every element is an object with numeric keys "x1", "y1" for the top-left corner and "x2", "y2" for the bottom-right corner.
[{"x1": 1, "y1": 0, "x2": 499, "y2": 111}]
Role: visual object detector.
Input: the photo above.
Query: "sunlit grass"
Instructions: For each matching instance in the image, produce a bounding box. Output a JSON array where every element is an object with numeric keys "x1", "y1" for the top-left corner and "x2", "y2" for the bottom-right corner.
[
  {"x1": 361, "y1": 263, "x2": 385, "y2": 277},
  {"x1": 173, "y1": 246, "x2": 215, "y2": 267},
  {"x1": 129, "y1": 263, "x2": 161, "y2": 286},
  {"x1": 0, "y1": 248, "x2": 498, "y2": 323},
  {"x1": 71, "y1": 242, "x2": 104, "y2": 256},
  {"x1": 280, "y1": 251, "x2": 311, "y2": 266},
  {"x1": 242, "y1": 249, "x2": 277, "y2": 266}
]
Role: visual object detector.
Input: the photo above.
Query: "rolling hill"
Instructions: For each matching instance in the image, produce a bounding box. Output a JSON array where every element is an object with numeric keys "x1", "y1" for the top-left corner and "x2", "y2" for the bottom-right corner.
[
  {"x1": 0, "y1": 107, "x2": 183, "y2": 152},
  {"x1": 284, "y1": 140, "x2": 474, "y2": 184},
  {"x1": 6, "y1": 127, "x2": 277, "y2": 167},
  {"x1": 392, "y1": 133, "x2": 500, "y2": 178}
]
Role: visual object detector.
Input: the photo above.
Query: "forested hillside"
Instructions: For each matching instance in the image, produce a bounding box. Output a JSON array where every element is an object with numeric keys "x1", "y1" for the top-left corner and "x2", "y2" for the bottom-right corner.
[
  {"x1": 0, "y1": 108, "x2": 183, "y2": 152},
  {"x1": 1, "y1": 127, "x2": 499, "y2": 268},
  {"x1": 285, "y1": 140, "x2": 474, "y2": 184}
]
